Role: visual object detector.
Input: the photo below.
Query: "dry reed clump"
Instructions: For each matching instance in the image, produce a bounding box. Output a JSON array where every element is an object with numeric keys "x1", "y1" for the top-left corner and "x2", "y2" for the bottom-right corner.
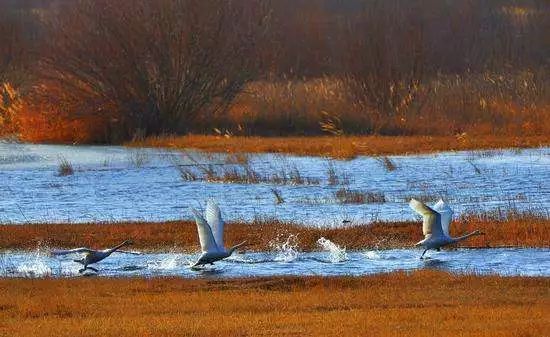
[
  {"x1": 176, "y1": 160, "x2": 320, "y2": 186},
  {"x1": 56, "y1": 157, "x2": 73, "y2": 176},
  {"x1": 1, "y1": 214, "x2": 548, "y2": 251},
  {"x1": 130, "y1": 134, "x2": 549, "y2": 159},
  {"x1": 0, "y1": 271, "x2": 548, "y2": 337},
  {"x1": 334, "y1": 188, "x2": 386, "y2": 204},
  {"x1": 375, "y1": 156, "x2": 397, "y2": 171},
  {"x1": 270, "y1": 188, "x2": 284, "y2": 204}
]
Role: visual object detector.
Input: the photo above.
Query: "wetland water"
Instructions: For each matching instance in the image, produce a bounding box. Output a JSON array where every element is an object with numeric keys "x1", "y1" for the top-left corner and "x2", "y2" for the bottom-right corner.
[
  {"x1": 0, "y1": 143, "x2": 548, "y2": 226},
  {"x1": 1, "y1": 247, "x2": 548, "y2": 278}
]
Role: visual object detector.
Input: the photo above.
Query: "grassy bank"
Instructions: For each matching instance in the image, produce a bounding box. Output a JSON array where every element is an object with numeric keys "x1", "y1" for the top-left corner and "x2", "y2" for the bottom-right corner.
[
  {"x1": 1, "y1": 216, "x2": 548, "y2": 251},
  {"x1": 0, "y1": 271, "x2": 548, "y2": 337},
  {"x1": 129, "y1": 135, "x2": 549, "y2": 159}
]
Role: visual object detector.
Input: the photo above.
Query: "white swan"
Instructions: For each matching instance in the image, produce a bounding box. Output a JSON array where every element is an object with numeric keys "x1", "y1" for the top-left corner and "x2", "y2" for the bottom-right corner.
[
  {"x1": 409, "y1": 199, "x2": 483, "y2": 259},
  {"x1": 51, "y1": 240, "x2": 139, "y2": 273},
  {"x1": 191, "y1": 200, "x2": 246, "y2": 267}
]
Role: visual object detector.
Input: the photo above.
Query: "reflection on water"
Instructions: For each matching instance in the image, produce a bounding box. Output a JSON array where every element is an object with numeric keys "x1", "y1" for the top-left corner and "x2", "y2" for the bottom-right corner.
[
  {"x1": 0, "y1": 143, "x2": 548, "y2": 225},
  {"x1": 0, "y1": 248, "x2": 548, "y2": 278}
]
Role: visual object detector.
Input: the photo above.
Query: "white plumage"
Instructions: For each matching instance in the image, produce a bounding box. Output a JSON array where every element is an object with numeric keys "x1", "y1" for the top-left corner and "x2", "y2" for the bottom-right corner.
[
  {"x1": 191, "y1": 200, "x2": 245, "y2": 267},
  {"x1": 409, "y1": 199, "x2": 482, "y2": 259}
]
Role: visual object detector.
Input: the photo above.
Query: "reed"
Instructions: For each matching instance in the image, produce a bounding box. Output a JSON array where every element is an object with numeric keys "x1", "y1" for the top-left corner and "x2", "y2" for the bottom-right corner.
[
  {"x1": 334, "y1": 188, "x2": 386, "y2": 204},
  {"x1": 57, "y1": 157, "x2": 73, "y2": 176},
  {"x1": 375, "y1": 156, "x2": 397, "y2": 171},
  {"x1": 130, "y1": 134, "x2": 549, "y2": 159},
  {"x1": 175, "y1": 155, "x2": 321, "y2": 186},
  {"x1": 1, "y1": 215, "x2": 548, "y2": 251}
]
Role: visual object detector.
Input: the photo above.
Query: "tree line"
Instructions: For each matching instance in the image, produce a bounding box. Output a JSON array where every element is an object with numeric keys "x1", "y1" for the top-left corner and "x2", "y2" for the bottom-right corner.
[{"x1": 1, "y1": 0, "x2": 549, "y2": 140}]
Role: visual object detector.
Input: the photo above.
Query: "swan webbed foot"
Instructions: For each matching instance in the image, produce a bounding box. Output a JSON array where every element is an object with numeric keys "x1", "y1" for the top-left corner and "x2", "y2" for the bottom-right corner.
[
  {"x1": 78, "y1": 268, "x2": 86, "y2": 273},
  {"x1": 88, "y1": 267, "x2": 99, "y2": 272},
  {"x1": 420, "y1": 249, "x2": 428, "y2": 260}
]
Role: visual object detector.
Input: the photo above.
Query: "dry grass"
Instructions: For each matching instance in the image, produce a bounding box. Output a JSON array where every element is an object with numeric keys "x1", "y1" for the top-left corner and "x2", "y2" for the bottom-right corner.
[
  {"x1": 1, "y1": 216, "x2": 548, "y2": 251},
  {"x1": 0, "y1": 271, "x2": 548, "y2": 337},
  {"x1": 130, "y1": 134, "x2": 549, "y2": 159},
  {"x1": 176, "y1": 158, "x2": 320, "y2": 185},
  {"x1": 334, "y1": 188, "x2": 386, "y2": 204},
  {"x1": 57, "y1": 156, "x2": 74, "y2": 176}
]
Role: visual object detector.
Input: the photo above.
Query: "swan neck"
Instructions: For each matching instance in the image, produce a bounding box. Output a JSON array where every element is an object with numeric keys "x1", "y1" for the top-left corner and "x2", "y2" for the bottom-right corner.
[
  {"x1": 108, "y1": 241, "x2": 129, "y2": 253},
  {"x1": 452, "y1": 231, "x2": 479, "y2": 242},
  {"x1": 228, "y1": 241, "x2": 246, "y2": 255}
]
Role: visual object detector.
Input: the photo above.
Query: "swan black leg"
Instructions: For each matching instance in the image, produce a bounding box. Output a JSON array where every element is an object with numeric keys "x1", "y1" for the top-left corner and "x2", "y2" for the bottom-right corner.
[
  {"x1": 420, "y1": 249, "x2": 428, "y2": 259},
  {"x1": 88, "y1": 266, "x2": 99, "y2": 272}
]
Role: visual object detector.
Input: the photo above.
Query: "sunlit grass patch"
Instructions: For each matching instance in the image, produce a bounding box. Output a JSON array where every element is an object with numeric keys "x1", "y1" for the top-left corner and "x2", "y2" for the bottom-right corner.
[
  {"x1": 1, "y1": 213, "x2": 548, "y2": 251},
  {"x1": 0, "y1": 271, "x2": 548, "y2": 337}
]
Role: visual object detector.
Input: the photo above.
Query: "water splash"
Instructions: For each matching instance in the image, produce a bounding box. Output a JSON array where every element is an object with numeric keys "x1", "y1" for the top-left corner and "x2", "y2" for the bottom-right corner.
[
  {"x1": 317, "y1": 237, "x2": 348, "y2": 263},
  {"x1": 15, "y1": 247, "x2": 53, "y2": 277},
  {"x1": 148, "y1": 251, "x2": 191, "y2": 271},
  {"x1": 363, "y1": 251, "x2": 381, "y2": 260},
  {"x1": 269, "y1": 234, "x2": 300, "y2": 262}
]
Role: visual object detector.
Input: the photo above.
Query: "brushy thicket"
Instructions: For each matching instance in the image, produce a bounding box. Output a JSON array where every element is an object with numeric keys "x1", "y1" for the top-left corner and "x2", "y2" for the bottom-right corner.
[{"x1": 0, "y1": 0, "x2": 549, "y2": 142}]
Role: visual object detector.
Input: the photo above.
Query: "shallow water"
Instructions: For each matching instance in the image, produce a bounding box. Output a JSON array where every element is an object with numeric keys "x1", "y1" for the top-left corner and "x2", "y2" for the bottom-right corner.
[
  {"x1": 1, "y1": 248, "x2": 548, "y2": 278},
  {"x1": 0, "y1": 142, "x2": 548, "y2": 226}
]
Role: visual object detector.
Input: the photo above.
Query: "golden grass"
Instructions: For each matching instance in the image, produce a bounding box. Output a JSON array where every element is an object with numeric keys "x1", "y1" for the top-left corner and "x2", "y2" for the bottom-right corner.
[
  {"x1": 1, "y1": 216, "x2": 548, "y2": 251},
  {"x1": 129, "y1": 134, "x2": 549, "y2": 159},
  {"x1": 0, "y1": 271, "x2": 548, "y2": 337}
]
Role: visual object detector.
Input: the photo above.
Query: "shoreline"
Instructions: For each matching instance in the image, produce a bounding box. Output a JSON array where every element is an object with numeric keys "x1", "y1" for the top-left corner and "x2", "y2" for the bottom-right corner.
[
  {"x1": 1, "y1": 217, "x2": 548, "y2": 251},
  {"x1": 1, "y1": 271, "x2": 548, "y2": 337},
  {"x1": 128, "y1": 134, "x2": 549, "y2": 159}
]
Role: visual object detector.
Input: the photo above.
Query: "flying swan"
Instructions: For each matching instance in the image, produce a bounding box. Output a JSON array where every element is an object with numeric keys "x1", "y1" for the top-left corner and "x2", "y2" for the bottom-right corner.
[
  {"x1": 51, "y1": 240, "x2": 139, "y2": 273},
  {"x1": 409, "y1": 199, "x2": 483, "y2": 259},
  {"x1": 191, "y1": 200, "x2": 246, "y2": 267}
]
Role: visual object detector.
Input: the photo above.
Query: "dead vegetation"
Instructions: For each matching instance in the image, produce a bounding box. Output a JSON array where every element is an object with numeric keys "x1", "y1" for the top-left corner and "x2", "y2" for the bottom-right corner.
[
  {"x1": 56, "y1": 157, "x2": 73, "y2": 176},
  {"x1": 0, "y1": 271, "x2": 548, "y2": 337},
  {"x1": 1, "y1": 214, "x2": 548, "y2": 251},
  {"x1": 172, "y1": 151, "x2": 322, "y2": 185},
  {"x1": 131, "y1": 134, "x2": 549, "y2": 159},
  {"x1": 334, "y1": 188, "x2": 386, "y2": 204}
]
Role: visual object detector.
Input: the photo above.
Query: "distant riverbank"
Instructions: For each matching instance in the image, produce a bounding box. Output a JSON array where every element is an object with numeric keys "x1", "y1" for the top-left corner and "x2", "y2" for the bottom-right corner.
[{"x1": 129, "y1": 135, "x2": 550, "y2": 159}]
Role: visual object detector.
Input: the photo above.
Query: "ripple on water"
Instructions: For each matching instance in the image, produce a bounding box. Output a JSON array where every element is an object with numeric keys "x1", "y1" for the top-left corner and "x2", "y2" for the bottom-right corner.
[
  {"x1": 0, "y1": 248, "x2": 548, "y2": 278},
  {"x1": 0, "y1": 144, "x2": 548, "y2": 225}
]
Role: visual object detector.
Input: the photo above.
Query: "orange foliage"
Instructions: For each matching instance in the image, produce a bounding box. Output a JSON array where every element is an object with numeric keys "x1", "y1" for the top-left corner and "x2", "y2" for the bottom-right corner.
[{"x1": 17, "y1": 96, "x2": 112, "y2": 144}]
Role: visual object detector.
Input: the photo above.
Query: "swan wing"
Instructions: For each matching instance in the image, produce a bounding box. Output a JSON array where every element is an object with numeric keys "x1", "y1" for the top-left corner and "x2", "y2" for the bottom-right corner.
[
  {"x1": 409, "y1": 199, "x2": 444, "y2": 237},
  {"x1": 433, "y1": 199, "x2": 453, "y2": 236},
  {"x1": 191, "y1": 208, "x2": 220, "y2": 253},
  {"x1": 206, "y1": 200, "x2": 224, "y2": 250},
  {"x1": 51, "y1": 248, "x2": 94, "y2": 256}
]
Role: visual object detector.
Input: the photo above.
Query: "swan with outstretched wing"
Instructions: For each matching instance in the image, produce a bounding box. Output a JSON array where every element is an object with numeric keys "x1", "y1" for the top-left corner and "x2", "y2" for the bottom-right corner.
[
  {"x1": 191, "y1": 200, "x2": 245, "y2": 267},
  {"x1": 409, "y1": 199, "x2": 483, "y2": 259},
  {"x1": 51, "y1": 240, "x2": 139, "y2": 273}
]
